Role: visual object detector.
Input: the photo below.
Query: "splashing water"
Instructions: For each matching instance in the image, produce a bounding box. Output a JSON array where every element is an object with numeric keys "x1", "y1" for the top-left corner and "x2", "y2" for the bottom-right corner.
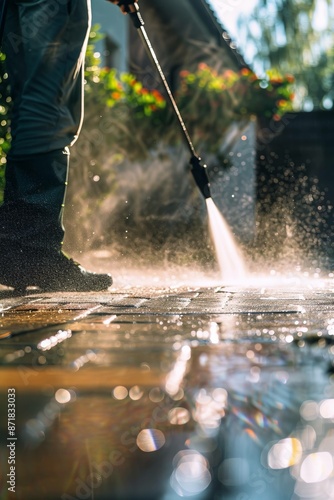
[{"x1": 206, "y1": 198, "x2": 247, "y2": 282}]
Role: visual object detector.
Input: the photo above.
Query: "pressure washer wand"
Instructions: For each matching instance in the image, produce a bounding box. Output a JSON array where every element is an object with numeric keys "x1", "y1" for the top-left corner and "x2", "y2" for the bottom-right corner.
[{"x1": 116, "y1": 1, "x2": 212, "y2": 200}]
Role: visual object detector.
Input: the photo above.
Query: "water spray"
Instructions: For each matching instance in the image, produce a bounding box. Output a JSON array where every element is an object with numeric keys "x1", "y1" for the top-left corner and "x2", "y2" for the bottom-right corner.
[{"x1": 116, "y1": 0, "x2": 211, "y2": 200}]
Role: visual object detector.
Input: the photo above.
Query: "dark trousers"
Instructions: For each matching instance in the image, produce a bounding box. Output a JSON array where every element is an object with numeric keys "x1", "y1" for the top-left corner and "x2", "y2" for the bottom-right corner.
[{"x1": 0, "y1": 0, "x2": 91, "y2": 251}]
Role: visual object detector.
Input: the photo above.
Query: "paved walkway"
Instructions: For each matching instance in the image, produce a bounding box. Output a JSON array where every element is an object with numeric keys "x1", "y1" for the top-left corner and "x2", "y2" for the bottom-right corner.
[{"x1": 1, "y1": 276, "x2": 334, "y2": 500}]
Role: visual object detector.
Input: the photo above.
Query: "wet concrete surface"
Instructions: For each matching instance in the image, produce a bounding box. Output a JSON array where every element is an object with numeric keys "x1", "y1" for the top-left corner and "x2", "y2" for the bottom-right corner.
[{"x1": 1, "y1": 279, "x2": 334, "y2": 500}]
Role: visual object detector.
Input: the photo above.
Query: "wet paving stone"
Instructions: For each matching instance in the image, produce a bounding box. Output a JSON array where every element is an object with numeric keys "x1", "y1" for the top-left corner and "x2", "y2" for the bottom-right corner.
[{"x1": 1, "y1": 282, "x2": 334, "y2": 499}]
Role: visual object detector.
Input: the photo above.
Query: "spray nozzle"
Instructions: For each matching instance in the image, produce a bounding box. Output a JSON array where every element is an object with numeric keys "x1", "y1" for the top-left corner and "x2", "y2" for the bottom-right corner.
[{"x1": 190, "y1": 155, "x2": 211, "y2": 199}]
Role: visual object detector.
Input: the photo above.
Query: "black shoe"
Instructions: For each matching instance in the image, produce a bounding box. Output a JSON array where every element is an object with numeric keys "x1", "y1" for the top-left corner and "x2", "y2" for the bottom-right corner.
[{"x1": 0, "y1": 248, "x2": 113, "y2": 292}]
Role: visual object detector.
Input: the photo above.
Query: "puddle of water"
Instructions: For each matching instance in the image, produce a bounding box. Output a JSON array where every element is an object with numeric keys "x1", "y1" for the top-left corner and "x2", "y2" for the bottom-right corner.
[
  {"x1": 2, "y1": 287, "x2": 334, "y2": 500},
  {"x1": 184, "y1": 339, "x2": 334, "y2": 500}
]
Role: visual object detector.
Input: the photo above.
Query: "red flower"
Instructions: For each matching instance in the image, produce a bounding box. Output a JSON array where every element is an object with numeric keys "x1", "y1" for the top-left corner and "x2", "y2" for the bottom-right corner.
[
  {"x1": 198, "y1": 62, "x2": 209, "y2": 71},
  {"x1": 151, "y1": 89, "x2": 164, "y2": 103},
  {"x1": 277, "y1": 99, "x2": 287, "y2": 106}
]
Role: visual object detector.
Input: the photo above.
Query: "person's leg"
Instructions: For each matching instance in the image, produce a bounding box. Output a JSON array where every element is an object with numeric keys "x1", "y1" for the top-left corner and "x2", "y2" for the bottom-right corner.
[
  {"x1": 5, "y1": 0, "x2": 89, "y2": 155},
  {"x1": 2, "y1": 149, "x2": 69, "y2": 251},
  {"x1": 0, "y1": 0, "x2": 112, "y2": 291}
]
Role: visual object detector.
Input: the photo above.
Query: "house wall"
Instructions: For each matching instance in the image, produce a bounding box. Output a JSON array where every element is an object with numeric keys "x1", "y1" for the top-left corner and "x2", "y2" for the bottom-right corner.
[{"x1": 255, "y1": 111, "x2": 334, "y2": 264}]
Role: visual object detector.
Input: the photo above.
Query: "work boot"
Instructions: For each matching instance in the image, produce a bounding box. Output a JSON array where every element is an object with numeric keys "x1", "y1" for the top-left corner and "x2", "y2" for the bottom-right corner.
[
  {"x1": 0, "y1": 150, "x2": 113, "y2": 292},
  {"x1": 0, "y1": 245, "x2": 112, "y2": 292}
]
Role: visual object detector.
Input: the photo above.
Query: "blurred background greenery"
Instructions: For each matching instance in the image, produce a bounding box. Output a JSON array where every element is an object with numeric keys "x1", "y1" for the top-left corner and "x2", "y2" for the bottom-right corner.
[{"x1": 215, "y1": 0, "x2": 334, "y2": 111}]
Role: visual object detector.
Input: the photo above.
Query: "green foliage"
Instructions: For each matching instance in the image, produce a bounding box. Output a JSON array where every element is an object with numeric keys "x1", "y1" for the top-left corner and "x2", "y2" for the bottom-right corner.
[
  {"x1": 81, "y1": 30, "x2": 295, "y2": 158},
  {"x1": 173, "y1": 63, "x2": 294, "y2": 150},
  {"x1": 76, "y1": 28, "x2": 168, "y2": 165},
  {"x1": 238, "y1": 67, "x2": 295, "y2": 118},
  {"x1": 237, "y1": 0, "x2": 334, "y2": 109}
]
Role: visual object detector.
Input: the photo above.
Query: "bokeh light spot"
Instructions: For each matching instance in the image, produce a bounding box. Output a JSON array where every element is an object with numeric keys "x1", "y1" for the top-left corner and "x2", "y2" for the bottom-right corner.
[
  {"x1": 300, "y1": 400, "x2": 319, "y2": 421},
  {"x1": 149, "y1": 387, "x2": 165, "y2": 403},
  {"x1": 113, "y1": 386, "x2": 128, "y2": 400},
  {"x1": 300, "y1": 452, "x2": 333, "y2": 483},
  {"x1": 136, "y1": 429, "x2": 165, "y2": 452},
  {"x1": 268, "y1": 438, "x2": 302, "y2": 469},
  {"x1": 129, "y1": 385, "x2": 144, "y2": 400},
  {"x1": 319, "y1": 399, "x2": 334, "y2": 419},
  {"x1": 168, "y1": 407, "x2": 191, "y2": 425},
  {"x1": 54, "y1": 389, "x2": 71, "y2": 404},
  {"x1": 171, "y1": 451, "x2": 211, "y2": 496}
]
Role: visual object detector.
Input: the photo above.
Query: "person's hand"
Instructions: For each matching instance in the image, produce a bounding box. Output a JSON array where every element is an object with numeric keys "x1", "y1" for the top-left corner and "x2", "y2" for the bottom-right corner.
[{"x1": 108, "y1": 0, "x2": 138, "y2": 14}]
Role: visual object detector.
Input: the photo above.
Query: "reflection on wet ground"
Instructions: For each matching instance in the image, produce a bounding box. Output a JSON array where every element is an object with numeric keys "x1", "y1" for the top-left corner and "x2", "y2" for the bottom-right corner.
[{"x1": 1, "y1": 280, "x2": 334, "y2": 499}]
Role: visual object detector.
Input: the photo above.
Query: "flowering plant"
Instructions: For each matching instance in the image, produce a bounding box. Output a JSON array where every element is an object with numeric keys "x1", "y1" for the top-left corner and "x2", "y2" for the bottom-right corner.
[
  {"x1": 85, "y1": 67, "x2": 166, "y2": 118},
  {"x1": 82, "y1": 30, "x2": 294, "y2": 159},
  {"x1": 236, "y1": 67, "x2": 295, "y2": 119},
  {"x1": 138, "y1": 62, "x2": 294, "y2": 153},
  {"x1": 175, "y1": 63, "x2": 241, "y2": 144},
  {"x1": 82, "y1": 31, "x2": 167, "y2": 158},
  {"x1": 176, "y1": 63, "x2": 294, "y2": 131}
]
